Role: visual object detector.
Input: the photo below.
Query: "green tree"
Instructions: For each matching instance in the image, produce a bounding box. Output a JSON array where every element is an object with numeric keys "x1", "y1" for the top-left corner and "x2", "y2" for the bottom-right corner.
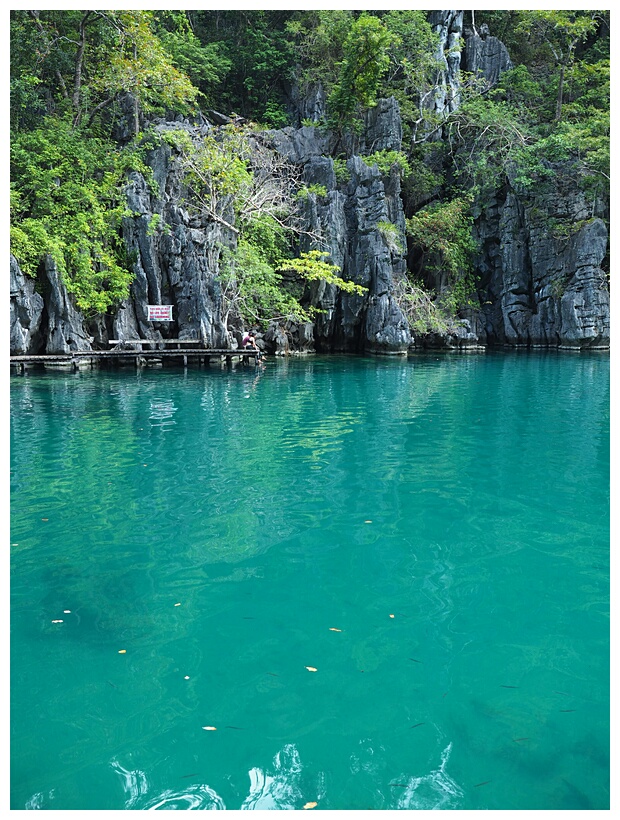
[
  {"x1": 406, "y1": 196, "x2": 478, "y2": 312},
  {"x1": 285, "y1": 10, "x2": 353, "y2": 101},
  {"x1": 379, "y1": 11, "x2": 440, "y2": 141},
  {"x1": 327, "y1": 13, "x2": 396, "y2": 132},
  {"x1": 191, "y1": 11, "x2": 296, "y2": 125},
  {"x1": 10, "y1": 118, "x2": 149, "y2": 314},
  {"x1": 10, "y1": 10, "x2": 198, "y2": 135},
  {"x1": 174, "y1": 128, "x2": 364, "y2": 326},
  {"x1": 152, "y1": 11, "x2": 230, "y2": 106},
  {"x1": 514, "y1": 10, "x2": 602, "y2": 121}
]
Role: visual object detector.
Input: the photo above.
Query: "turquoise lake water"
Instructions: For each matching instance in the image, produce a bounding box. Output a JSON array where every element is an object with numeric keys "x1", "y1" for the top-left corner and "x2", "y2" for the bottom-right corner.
[{"x1": 10, "y1": 352, "x2": 609, "y2": 811}]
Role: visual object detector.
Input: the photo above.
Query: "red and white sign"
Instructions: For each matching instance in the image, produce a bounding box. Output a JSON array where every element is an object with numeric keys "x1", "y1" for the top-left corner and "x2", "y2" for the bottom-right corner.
[{"x1": 147, "y1": 305, "x2": 173, "y2": 321}]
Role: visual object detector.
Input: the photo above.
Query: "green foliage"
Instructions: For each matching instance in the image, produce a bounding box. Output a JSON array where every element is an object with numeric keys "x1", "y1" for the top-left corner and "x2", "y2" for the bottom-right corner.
[
  {"x1": 153, "y1": 11, "x2": 230, "y2": 106},
  {"x1": 93, "y1": 12, "x2": 199, "y2": 120},
  {"x1": 277, "y1": 251, "x2": 366, "y2": 296},
  {"x1": 512, "y1": 10, "x2": 603, "y2": 122},
  {"x1": 146, "y1": 214, "x2": 162, "y2": 237},
  {"x1": 242, "y1": 214, "x2": 289, "y2": 270},
  {"x1": 406, "y1": 197, "x2": 478, "y2": 310},
  {"x1": 491, "y1": 65, "x2": 544, "y2": 124},
  {"x1": 377, "y1": 11, "x2": 441, "y2": 141},
  {"x1": 327, "y1": 14, "x2": 395, "y2": 132},
  {"x1": 220, "y1": 239, "x2": 308, "y2": 326},
  {"x1": 10, "y1": 10, "x2": 200, "y2": 134},
  {"x1": 361, "y1": 150, "x2": 411, "y2": 178},
  {"x1": 260, "y1": 100, "x2": 290, "y2": 129},
  {"x1": 297, "y1": 184, "x2": 328, "y2": 200},
  {"x1": 401, "y1": 149, "x2": 444, "y2": 208},
  {"x1": 333, "y1": 159, "x2": 351, "y2": 184},
  {"x1": 392, "y1": 275, "x2": 463, "y2": 335},
  {"x1": 220, "y1": 245, "x2": 366, "y2": 327},
  {"x1": 9, "y1": 116, "x2": 150, "y2": 314},
  {"x1": 439, "y1": 91, "x2": 533, "y2": 199},
  {"x1": 285, "y1": 11, "x2": 353, "y2": 94},
  {"x1": 157, "y1": 128, "x2": 194, "y2": 154},
  {"x1": 377, "y1": 222, "x2": 404, "y2": 255},
  {"x1": 192, "y1": 11, "x2": 295, "y2": 123},
  {"x1": 177, "y1": 125, "x2": 297, "y2": 242}
]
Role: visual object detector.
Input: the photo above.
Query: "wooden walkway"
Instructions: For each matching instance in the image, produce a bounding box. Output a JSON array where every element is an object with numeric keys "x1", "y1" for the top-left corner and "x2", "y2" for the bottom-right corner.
[{"x1": 10, "y1": 344, "x2": 263, "y2": 371}]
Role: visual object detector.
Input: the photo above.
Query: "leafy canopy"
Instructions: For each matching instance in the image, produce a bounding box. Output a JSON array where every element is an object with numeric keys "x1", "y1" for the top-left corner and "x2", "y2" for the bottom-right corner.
[{"x1": 10, "y1": 117, "x2": 151, "y2": 314}]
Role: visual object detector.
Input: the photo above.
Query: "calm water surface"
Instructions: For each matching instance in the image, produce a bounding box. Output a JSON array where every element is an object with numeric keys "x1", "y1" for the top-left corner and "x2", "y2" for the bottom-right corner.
[{"x1": 10, "y1": 353, "x2": 609, "y2": 810}]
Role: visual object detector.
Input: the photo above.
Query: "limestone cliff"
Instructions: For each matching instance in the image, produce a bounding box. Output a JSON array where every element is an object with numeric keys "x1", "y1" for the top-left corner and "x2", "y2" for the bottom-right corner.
[
  {"x1": 461, "y1": 23, "x2": 609, "y2": 350},
  {"x1": 10, "y1": 11, "x2": 609, "y2": 356},
  {"x1": 417, "y1": 13, "x2": 609, "y2": 351},
  {"x1": 11, "y1": 101, "x2": 412, "y2": 356},
  {"x1": 473, "y1": 175, "x2": 610, "y2": 349},
  {"x1": 269, "y1": 97, "x2": 411, "y2": 354}
]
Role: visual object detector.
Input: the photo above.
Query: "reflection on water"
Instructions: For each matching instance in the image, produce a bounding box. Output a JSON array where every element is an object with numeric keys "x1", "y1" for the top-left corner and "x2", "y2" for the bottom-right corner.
[
  {"x1": 149, "y1": 398, "x2": 177, "y2": 429},
  {"x1": 107, "y1": 741, "x2": 462, "y2": 810},
  {"x1": 241, "y1": 743, "x2": 303, "y2": 810},
  {"x1": 391, "y1": 742, "x2": 463, "y2": 810},
  {"x1": 24, "y1": 791, "x2": 55, "y2": 810}
]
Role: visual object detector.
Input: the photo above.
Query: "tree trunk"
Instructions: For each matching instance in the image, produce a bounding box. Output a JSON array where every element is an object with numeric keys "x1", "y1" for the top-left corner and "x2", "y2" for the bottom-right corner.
[
  {"x1": 72, "y1": 11, "x2": 93, "y2": 126},
  {"x1": 133, "y1": 42, "x2": 140, "y2": 135},
  {"x1": 555, "y1": 63, "x2": 566, "y2": 121},
  {"x1": 28, "y1": 11, "x2": 69, "y2": 100}
]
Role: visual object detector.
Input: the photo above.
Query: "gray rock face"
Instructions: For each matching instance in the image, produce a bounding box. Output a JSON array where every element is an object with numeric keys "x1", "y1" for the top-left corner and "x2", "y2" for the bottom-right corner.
[
  {"x1": 361, "y1": 97, "x2": 403, "y2": 153},
  {"x1": 43, "y1": 255, "x2": 93, "y2": 354},
  {"x1": 288, "y1": 82, "x2": 327, "y2": 125},
  {"x1": 267, "y1": 125, "x2": 332, "y2": 166},
  {"x1": 10, "y1": 255, "x2": 44, "y2": 354},
  {"x1": 464, "y1": 32, "x2": 513, "y2": 86},
  {"x1": 265, "y1": 97, "x2": 411, "y2": 353},
  {"x1": 475, "y1": 175, "x2": 610, "y2": 349},
  {"x1": 415, "y1": 317, "x2": 483, "y2": 351},
  {"x1": 116, "y1": 132, "x2": 232, "y2": 349},
  {"x1": 427, "y1": 11, "x2": 464, "y2": 120}
]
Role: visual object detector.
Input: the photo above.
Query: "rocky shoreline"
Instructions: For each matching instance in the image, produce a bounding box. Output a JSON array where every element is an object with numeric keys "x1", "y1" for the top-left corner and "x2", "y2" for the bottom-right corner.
[{"x1": 10, "y1": 13, "x2": 609, "y2": 360}]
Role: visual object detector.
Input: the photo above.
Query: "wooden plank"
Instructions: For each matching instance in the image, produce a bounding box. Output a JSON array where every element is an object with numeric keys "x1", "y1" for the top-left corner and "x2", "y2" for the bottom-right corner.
[
  {"x1": 108, "y1": 339, "x2": 201, "y2": 345},
  {"x1": 10, "y1": 348, "x2": 261, "y2": 364},
  {"x1": 10, "y1": 347, "x2": 261, "y2": 364}
]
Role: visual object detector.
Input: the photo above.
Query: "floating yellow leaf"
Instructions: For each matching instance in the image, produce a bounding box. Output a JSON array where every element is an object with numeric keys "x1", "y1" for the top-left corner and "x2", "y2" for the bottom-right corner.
[
  {"x1": 118, "y1": 649, "x2": 127, "y2": 654},
  {"x1": 202, "y1": 726, "x2": 217, "y2": 731},
  {"x1": 329, "y1": 628, "x2": 342, "y2": 632},
  {"x1": 305, "y1": 666, "x2": 318, "y2": 672},
  {"x1": 303, "y1": 802, "x2": 318, "y2": 809}
]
